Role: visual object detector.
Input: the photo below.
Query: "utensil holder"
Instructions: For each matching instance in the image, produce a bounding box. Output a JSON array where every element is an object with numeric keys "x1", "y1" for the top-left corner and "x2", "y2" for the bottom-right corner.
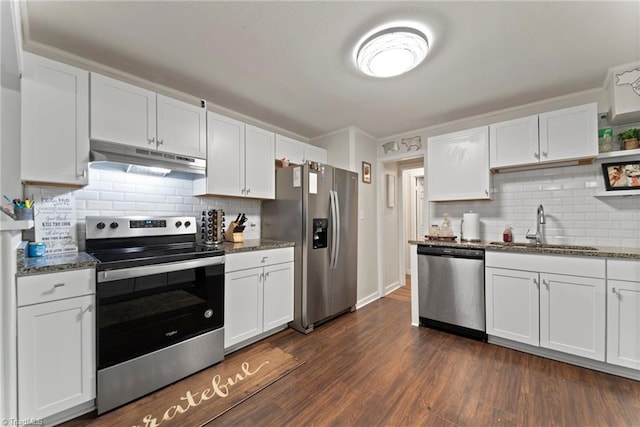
[
  {"x1": 14, "y1": 207, "x2": 33, "y2": 221},
  {"x1": 225, "y1": 222, "x2": 244, "y2": 243}
]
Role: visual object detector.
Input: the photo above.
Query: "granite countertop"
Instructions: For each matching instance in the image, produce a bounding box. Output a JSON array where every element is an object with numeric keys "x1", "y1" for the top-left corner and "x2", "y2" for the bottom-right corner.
[
  {"x1": 221, "y1": 238, "x2": 295, "y2": 254},
  {"x1": 16, "y1": 242, "x2": 98, "y2": 277},
  {"x1": 408, "y1": 238, "x2": 640, "y2": 260},
  {"x1": 15, "y1": 239, "x2": 295, "y2": 276}
]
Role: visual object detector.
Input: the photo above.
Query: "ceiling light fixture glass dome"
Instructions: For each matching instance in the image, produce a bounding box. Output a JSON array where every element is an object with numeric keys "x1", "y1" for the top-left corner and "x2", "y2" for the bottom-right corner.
[{"x1": 356, "y1": 26, "x2": 429, "y2": 78}]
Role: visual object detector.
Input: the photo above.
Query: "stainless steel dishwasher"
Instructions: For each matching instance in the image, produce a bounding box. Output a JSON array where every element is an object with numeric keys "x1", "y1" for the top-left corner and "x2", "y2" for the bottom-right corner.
[{"x1": 418, "y1": 245, "x2": 487, "y2": 341}]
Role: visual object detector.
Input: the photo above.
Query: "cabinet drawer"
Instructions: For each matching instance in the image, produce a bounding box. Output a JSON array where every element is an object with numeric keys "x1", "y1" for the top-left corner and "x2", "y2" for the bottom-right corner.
[
  {"x1": 486, "y1": 252, "x2": 605, "y2": 278},
  {"x1": 607, "y1": 259, "x2": 640, "y2": 282},
  {"x1": 226, "y1": 247, "x2": 294, "y2": 272},
  {"x1": 18, "y1": 269, "x2": 95, "y2": 307}
]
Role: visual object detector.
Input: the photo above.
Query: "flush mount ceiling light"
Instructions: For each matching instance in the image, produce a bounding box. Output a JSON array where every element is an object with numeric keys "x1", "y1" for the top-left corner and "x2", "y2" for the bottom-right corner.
[{"x1": 356, "y1": 26, "x2": 429, "y2": 78}]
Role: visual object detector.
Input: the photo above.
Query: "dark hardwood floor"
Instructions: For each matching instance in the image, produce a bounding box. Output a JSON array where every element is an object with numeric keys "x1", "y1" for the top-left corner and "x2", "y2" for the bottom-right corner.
[
  {"x1": 67, "y1": 281, "x2": 640, "y2": 426},
  {"x1": 211, "y1": 285, "x2": 640, "y2": 426}
]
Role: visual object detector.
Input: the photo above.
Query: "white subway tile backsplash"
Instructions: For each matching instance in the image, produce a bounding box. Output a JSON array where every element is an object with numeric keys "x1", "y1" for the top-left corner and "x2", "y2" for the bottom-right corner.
[{"x1": 431, "y1": 163, "x2": 640, "y2": 248}]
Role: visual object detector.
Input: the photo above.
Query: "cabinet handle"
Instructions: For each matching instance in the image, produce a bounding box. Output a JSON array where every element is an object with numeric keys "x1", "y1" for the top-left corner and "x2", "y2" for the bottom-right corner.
[
  {"x1": 261, "y1": 256, "x2": 268, "y2": 263},
  {"x1": 484, "y1": 190, "x2": 489, "y2": 196},
  {"x1": 148, "y1": 137, "x2": 155, "y2": 144},
  {"x1": 83, "y1": 304, "x2": 93, "y2": 314},
  {"x1": 533, "y1": 278, "x2": 539, "y2": 287},
  {"x1": 265, "y1": 272, "x2": 270, "y2": 279},
  {"x1": 534, "y1": 152, "x2": 540, "y2": 159},
  {"x1": 78, "y1": 170, "x2": 87, "y2": 179},
  {"x1": 157, "y1": 139, "x2": 164, "y2": 145},
  {"x1": 241, "y1": 188, "x2": 246, "y2": 195},
  {"x1": 259, "y1": 273, "x2": 264, "y2": 282},
  {"x1": 612, "y1": 287, "x2": 616, "y2": 294},
  {"x1": 246, "y1": 188, "x2": 251, "y2": 194},
  {"x1": 53, "y1": 283, "x2": 65, "y2": 288},
  {"x1": 542, "y1": 151, "x2": 548, "y2": 158},
  {"x1": 542, "y1": 279, "x2": 549, "y2": 287}
]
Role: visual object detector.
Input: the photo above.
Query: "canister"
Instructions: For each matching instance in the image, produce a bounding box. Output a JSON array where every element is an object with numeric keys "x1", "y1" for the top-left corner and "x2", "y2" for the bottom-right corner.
[
  {"x1": 461, "y1": 211, "x2": 481, "y2": 242},
  {"x1": 28, "y1": 242, "x2": 46, "y2": 257}
]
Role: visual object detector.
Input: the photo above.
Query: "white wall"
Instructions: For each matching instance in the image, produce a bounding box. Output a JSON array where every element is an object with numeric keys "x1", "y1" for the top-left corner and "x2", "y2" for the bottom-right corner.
[
  {"x1": 26, "y1": 167, "x2": 262, "y2": 249},
  {"x1": 379, "y1": 161, "x2": 400, "y2": 294},
  {"x1": 311, "y1": 128, "x2": 352, "y2": 171},
  {"x1": 353, "y1": 128, "x2": 378, "y2": 306}
]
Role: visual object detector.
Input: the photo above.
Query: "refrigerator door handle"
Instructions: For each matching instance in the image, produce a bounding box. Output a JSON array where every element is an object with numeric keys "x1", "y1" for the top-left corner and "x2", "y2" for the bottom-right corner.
[
  {"x1": 329, "y1": 190, "x2": 337, "y2": 270},
  {"x1": 334, "y1": 190, "x2": 341, "y2": 268}
]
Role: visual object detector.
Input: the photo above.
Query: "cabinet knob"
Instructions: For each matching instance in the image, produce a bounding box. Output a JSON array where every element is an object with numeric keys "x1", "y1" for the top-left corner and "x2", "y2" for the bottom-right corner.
[
  {"x1": 157, "y1": 139, "x2": 164, "y2": 145},
  {"x1": 542, "y1": 151, "x2": 548, "y2": 158},
  {"x1": 148, "y1": 137, "x2": 155, "y2": 144},
  {"x1": 534, "y1": 152, "x2": 540, "y2": 159}
]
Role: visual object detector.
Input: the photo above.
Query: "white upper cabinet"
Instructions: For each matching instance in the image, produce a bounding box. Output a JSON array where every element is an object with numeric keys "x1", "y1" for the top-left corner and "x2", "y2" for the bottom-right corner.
[
  {"x1": 245, "y1": 124, "x2": 275, "y2": 198},
  {"x1": 275, "y1": 134, "x2": 304, "y2": 164},
  {"x1": 195, "y1": 112, "x2": 274, "y2": 199},
  {"x1": 90, "y1": 73, "x2": 156, "y2": 149},
  {"x1": 303, "y1": 143, "x2": 328, "y2": 164},
  {"x1": 489, "y1": 103, "x2": 598, "y2": 170},
  {"x1": 21, "y1": 53, "x2": 90, "y2": 186},
  {"x1": 275, "y1": 134, "x2": 327, "y2": 165},
  {"x1": 156, "y1": 94, "x2": 206, "y2": 158},
  {"x1": 539, "y1": 103, "x2": 598, "y2": 162},
  {"x1": 490, "y1": 115, "x2": 539, "y2": 168},
  {"x1": 91, "y1": 73, "x2": 205, "y2": 157},
  {"x1": 427, "y1": 126, "x2": 491, "y2": 201}
]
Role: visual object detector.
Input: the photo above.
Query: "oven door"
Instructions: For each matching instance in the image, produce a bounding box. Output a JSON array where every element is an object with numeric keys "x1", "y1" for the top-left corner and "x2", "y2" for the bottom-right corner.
[{"x1": 96, "y1": 257, "x2": 224, "y2": 370}]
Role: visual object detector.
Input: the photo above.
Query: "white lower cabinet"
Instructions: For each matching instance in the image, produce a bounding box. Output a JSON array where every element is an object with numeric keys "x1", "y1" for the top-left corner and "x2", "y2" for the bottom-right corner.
[
  {"x1": 224, "y1": 248, "x2": 294, "y2": 350},
  {"x1": 485, "y1": 267, "x2": 539, "y2": 346},
  {"x1": 539, "y1": 273, "x2": 605, "y2": 361},
  {"x1": 606, "y1": 259, "x2": 640, "y2": 370},
  {"x1": 485, "y1": 252, "x2": 606, "y2": 361},
  {"x1": 17, "y1": 269, "x2": 95, "y2": 422}
]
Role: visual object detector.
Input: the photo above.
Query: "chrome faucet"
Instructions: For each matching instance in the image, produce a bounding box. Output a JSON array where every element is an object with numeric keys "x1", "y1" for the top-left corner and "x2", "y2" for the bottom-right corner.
[{"x1": 525, "y1": 204, "x2": 546, "y2": 245}]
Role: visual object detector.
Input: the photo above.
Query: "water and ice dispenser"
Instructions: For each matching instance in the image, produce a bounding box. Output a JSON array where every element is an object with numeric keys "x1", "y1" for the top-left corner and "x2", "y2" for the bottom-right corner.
[{"x1": 313, "y1": 218, "x2": 328, "y2": 249}]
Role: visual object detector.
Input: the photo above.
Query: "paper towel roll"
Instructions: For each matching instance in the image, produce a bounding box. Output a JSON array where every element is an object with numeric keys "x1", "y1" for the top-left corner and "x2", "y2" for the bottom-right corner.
[{"x1": 461, "y1": 212, "x2": 480, "y2": 242}]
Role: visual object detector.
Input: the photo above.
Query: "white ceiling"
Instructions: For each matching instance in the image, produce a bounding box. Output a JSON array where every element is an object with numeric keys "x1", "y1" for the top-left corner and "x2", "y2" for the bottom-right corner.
[{"x1": 21, "y1": 1, "x2": 640, "y2": 139}]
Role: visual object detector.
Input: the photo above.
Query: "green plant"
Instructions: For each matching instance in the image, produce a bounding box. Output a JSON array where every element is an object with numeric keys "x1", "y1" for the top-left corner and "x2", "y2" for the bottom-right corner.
[{"x1": 618, "y1": 128, "x2": 640, "y2": 140}]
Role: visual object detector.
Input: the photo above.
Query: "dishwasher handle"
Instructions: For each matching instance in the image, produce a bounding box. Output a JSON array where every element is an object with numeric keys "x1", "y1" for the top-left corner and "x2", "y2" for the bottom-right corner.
[{"x1": 417, "y1": 245, "x2": 484, "y2": 260}]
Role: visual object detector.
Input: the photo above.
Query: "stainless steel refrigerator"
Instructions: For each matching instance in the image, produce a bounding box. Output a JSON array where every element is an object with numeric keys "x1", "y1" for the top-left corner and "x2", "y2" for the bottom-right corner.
[{"x1": 262, "y1": 164, "x2": 358, "y2": 333}]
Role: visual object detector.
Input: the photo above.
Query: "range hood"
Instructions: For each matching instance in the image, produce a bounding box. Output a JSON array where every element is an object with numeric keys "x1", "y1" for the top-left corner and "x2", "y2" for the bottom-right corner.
[{"x1": 90, "y1": 140, "x2": 206, "y2": 176}]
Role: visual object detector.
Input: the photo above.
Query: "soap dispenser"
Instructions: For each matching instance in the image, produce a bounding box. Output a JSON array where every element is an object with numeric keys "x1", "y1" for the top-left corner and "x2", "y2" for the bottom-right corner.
[{"x1": 503, "y1": 225, "x2": 513, "y2": 243}]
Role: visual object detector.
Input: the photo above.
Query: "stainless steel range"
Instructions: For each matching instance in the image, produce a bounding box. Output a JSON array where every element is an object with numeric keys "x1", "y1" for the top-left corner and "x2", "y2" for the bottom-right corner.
[{"x1": 85, "y1": 216, "x2": 225, "y2": 414}]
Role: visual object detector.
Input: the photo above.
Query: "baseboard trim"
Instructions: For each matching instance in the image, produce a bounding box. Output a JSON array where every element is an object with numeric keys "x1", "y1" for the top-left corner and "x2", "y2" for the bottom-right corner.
[
  {"x1": 383, "y1": 281, "x2": 401, "y2": 296},
  {"x1": 356, "y1": 292, "x2": 380, "y2": 310},
  {"x1": 488, "y1": 336, "x2": 640, "y2": 381}
]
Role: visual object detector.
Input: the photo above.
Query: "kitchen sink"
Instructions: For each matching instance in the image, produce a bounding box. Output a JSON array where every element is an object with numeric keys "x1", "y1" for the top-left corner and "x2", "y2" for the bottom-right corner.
[{"x1": 488, "y1": 242, "x2": 598, "y2": 251}]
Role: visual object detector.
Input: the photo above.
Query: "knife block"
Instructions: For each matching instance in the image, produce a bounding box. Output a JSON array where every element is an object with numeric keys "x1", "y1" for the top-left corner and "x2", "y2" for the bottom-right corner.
[{"x1": 225, "y1": 222, "x2": 244, "y2": 243}]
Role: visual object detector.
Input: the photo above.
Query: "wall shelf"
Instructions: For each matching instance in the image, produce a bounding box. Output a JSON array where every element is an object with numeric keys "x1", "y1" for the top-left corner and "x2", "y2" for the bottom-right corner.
[
  {"x1": 596, "y1": 148, "x2": 640, "y2": 161},
  {"x1": 594, "y1": 189, "x2": 640, "y2": 197}
]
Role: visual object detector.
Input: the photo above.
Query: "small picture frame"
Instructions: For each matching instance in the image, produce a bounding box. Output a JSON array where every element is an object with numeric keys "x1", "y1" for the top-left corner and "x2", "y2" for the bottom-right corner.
[
  {"x1": 362, "y1": 161, "x2": 371, "y2": 184},
  {"x1": 602, "y1": 161, "x2": 640, "y2": 191}
]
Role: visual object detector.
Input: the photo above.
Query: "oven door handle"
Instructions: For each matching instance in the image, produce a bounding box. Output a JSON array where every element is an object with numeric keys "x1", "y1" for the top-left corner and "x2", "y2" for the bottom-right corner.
[{"x1": 97, "y1": 256, "x2": 225, "y2": 283}]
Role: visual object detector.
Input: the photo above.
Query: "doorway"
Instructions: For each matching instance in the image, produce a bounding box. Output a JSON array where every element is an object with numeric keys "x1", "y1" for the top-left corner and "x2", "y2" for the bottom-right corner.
[{"x1": 402, "y1": 167, "x2": 425, "y2": 278}]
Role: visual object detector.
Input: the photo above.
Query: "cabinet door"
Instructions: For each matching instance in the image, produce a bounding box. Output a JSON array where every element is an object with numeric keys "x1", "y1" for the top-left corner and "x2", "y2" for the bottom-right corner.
[
  {"x1": 156, "y1": 94, "x2": 206, "y2": 158},
  {"x1": 485, "y1": 267, "x2": 539, "y2": 346},
  {"x1": 90, "y1": 73, "x2": 156, "y2": 149},
  {"x1": 427, "y1": 126, "x2": 491, "y2": 201},
  {"x1": 21, "y1": 53, "x2": 89, "y2": 186},
  {"x1": 303, "y1": 143, "x2": 328, "y2": 164},
  {"x1": 489, "y1": 115, "x2": 539, "y2": 169},
  {"x1": 263, "y1": 262, "x2": 294, "y2": 331},
  {"x1": 607, "y1": 280, "x2": 640, "y2": 370},
  {"x1": 245, "y1": 124, "x2": 275, "y2": 199},
  {"x1": 275, "y1": 134, "x2": 304, "y2": 164},
  {"x1": 205, "y1": 112, "x2": 245, "y2": 197},
  {"x1": 18, "y1": 295, "x2": 95, "y2": 420},
  {"x1": 539, "y1": 273, "x2": 605, "y2": 361},
  {"x1": 224, "y1": 267, "x2": 263, "y2": 348},
  {"x1": 539, "y1": 103, "x2": 598, "y2": 162}
]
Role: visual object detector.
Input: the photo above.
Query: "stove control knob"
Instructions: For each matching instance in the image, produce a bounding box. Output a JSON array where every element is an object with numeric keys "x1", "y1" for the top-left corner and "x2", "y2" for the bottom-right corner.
[
  {"x1": 175, "y1": 221, "x2": 182, "y2": 228},
  {"x1": 184, "y1": 221, "x2": 191, "y2": 228},
  {"x1": 96, "y1": 222, "x2": 106, "y2": 230},
  {"x1": 109, "y1": 222, "x2": 119, "y2": 229}
]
